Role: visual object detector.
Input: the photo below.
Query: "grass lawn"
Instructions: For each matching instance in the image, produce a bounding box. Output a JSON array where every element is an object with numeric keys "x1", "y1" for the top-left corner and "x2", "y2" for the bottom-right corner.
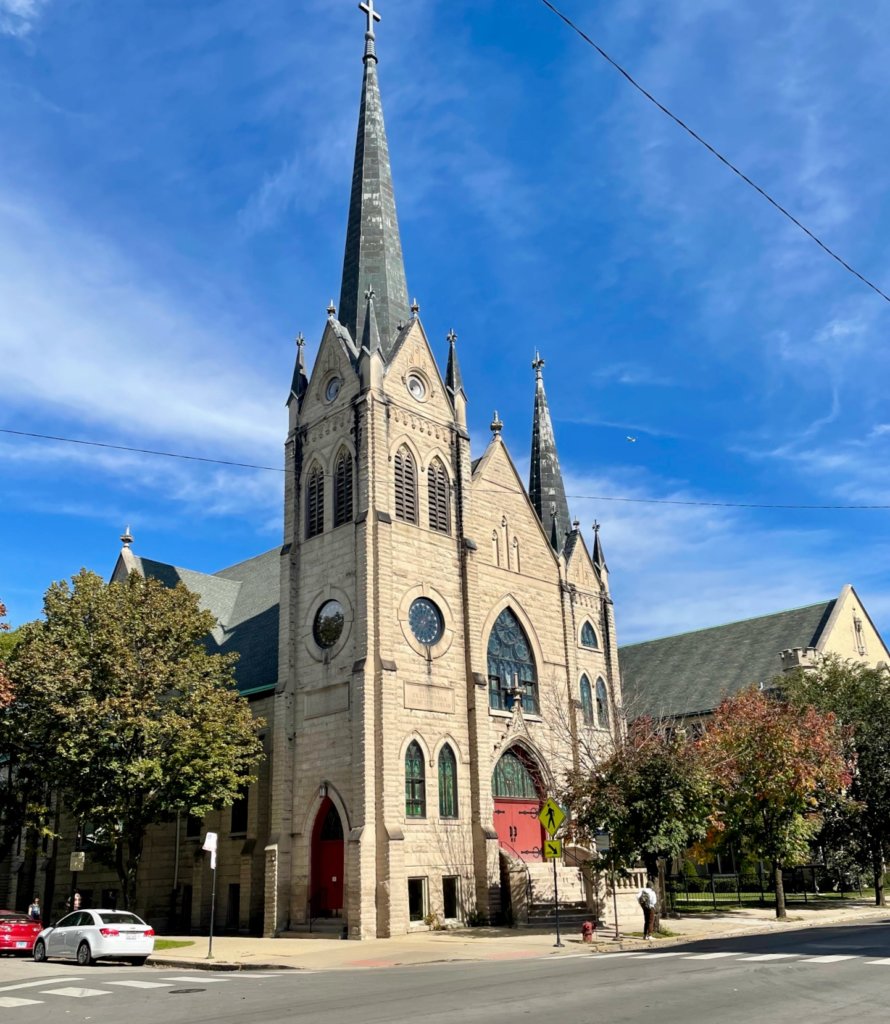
[{"x1": 153, "y1": 940, "x2": 195, "y2": 951}]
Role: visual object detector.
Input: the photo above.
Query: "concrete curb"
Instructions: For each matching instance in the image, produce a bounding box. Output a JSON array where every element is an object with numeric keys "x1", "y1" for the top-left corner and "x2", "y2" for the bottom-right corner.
[{"x1": 148, "y1": 956, "x2": 300, "y2": 971}]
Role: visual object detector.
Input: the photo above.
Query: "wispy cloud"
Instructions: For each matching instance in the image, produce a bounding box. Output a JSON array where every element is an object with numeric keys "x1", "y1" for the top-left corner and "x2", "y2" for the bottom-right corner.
[
  {"x1": 594, "y1": 362, "x2": 675, "y2": 387},
  {"x1": 0, "y1": 0, "x2": 50, "y2": 38}
]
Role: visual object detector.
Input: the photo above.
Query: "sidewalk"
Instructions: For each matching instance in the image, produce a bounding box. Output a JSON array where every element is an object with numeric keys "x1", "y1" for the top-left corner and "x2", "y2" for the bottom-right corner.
[{"x1": 148, "y1": 899, "x2": 890, "y2": 972}]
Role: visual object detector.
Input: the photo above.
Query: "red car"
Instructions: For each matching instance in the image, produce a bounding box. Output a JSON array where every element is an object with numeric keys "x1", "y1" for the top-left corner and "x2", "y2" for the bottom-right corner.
[{"x1": 0, "y1": 911, "x2": 42, "y2": 954}]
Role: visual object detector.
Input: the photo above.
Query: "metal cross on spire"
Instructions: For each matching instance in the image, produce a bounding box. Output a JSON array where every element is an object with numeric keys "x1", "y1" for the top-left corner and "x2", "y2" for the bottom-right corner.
[
  {"x1": 532, "y1": 352, "x2": 545, "y2": 379},
  {"x1": 359, "y1": 0, "x2": 381, "y2": 36}
]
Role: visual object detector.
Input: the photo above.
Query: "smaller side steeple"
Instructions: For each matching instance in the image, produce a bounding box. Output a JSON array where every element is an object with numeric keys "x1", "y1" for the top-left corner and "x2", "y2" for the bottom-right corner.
[
  {"x1": 592, "y1": 521, "x2": 608, "y2": 573},
  {"x1": 358, "y1": 286, "x2": 385, "y2": 389},
  {"x1": 289, "y1": 333, "x2": 309, "y2": 405},
  {"x1": 445, "y1": 328, "x2": 467, "y2": 429},
  {"x1": 529, "y1": 353, "x2": 571, "y2": 553}
]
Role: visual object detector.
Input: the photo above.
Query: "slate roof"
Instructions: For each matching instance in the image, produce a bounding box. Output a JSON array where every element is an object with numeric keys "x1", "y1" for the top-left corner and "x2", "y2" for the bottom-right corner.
[
  {"x1": 130, "y1": 548, "x2": 280, "y2": 697},
  {"x1": 619, "y1": 600, "x2": 837, "y2": 719},
  {"x1": 529, "y1": 360, "x2": 571, "y2": 553}
]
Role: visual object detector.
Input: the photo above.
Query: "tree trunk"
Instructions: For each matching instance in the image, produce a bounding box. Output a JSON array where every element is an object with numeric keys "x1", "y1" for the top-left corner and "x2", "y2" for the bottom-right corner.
[
  {"x1": 871, "y1": 843, "x2": 885, "y2": 907},
  {"x1": 773, "y1": 859, "x2": 786, "y2": 919},
  {"x1": 115, "y1": 831, "x2": 145, "y2": 911},
  {"x1": 643, "y1": 854, "x2": 661, "y2": 935}
]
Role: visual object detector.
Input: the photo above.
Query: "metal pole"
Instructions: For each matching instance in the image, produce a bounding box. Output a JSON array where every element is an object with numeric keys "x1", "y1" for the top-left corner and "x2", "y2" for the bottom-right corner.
[
  {"x1": 611, "y1": 867, "x2": 619, "y2": 941},
  {"x1": 207, "y1": 864, "x2": 217, "y2": 959},
  {"x1": 553, "y1": 856, "x2": 563, "y2": 947}
]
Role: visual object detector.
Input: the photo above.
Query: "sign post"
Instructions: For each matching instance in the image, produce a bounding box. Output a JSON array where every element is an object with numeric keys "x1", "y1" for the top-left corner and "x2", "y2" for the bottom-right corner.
[
  {"x1": 202, "y1": 832, "x2": 218, "y2": 959},
  {"x1": 595, "y1": 830, "x2": 619, "y2": 941},
  {"x1": 69, "y1": 851, "x2": 85, "y2": 914},
  {"x1": 538, "y1": 798, "x2": 566, "y2": 948}
]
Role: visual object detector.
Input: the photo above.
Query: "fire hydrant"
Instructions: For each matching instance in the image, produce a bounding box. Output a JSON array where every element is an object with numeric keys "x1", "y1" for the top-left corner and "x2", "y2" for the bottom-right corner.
[{"x1": 581, "y1": 920, "x2": 595, "y2": 943}]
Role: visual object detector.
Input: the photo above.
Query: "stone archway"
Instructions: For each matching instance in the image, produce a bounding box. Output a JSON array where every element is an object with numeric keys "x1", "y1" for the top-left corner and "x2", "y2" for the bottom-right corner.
[
  {"x1": 492, "y1": 747, "x2": 545, "y2": 862},
  {"x1": 310, "y1": 798, "x2": 344, "y2": 918}
]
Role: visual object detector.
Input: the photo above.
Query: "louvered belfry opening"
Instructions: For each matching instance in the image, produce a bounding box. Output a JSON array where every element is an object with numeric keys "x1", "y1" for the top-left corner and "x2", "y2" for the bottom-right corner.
[
  {"x1": 427, "y1": 459, "x2": 450, "y2": 534},
  {"x1": 333, "y1": 449, "x2": 354, "y2": 528},
  {"x1": 306, "y1": 464, "x2": 325, "y2": 538},
  {"x1": 394, "y1": 445, "x2": 417, "y2": 523}
]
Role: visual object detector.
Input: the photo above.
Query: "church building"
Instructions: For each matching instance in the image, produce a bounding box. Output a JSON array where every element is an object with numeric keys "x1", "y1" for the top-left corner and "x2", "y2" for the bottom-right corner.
[{"x1": 14, "y1": 6, "x2": 623, "y2": 938}]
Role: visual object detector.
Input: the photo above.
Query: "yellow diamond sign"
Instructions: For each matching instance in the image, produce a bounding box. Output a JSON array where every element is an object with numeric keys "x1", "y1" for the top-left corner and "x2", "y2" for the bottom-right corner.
[
  {"x1": 538, "y1": 798, "x2": 565, "y2": 837},
  {"x1": 543, "y1": 838, "x2": 563, "y2": 860}
]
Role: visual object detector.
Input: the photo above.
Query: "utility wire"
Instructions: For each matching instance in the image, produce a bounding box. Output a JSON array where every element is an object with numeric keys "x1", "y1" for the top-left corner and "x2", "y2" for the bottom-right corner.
[
  {"x1": 536, "y1": 0, "x2": 890, "y2": 307},
  {"x1": 3, "y1": 426, "x2": 888, "y2": 511}
]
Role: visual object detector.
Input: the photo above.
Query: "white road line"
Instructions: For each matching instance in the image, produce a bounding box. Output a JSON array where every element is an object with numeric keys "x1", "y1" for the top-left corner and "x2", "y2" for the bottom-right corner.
[
  {"x1": 800, "y1": 955, "x2": 857, "y2": 963},
  {"x1": 160, "y1": 975, "x2": 230, "y2": 983},
  {"x1": 684, "y1": 952, "x2": 737, "y2": 960},
  {"x1": 0, "y1": 977, "x2": 82, "y2": 993},
  {"x1": 636, "y1": 952, "x2": 687, "y2": 959},
  {"x1": 42, "y1": 986, "x2": 113, "y2": 998},
  {"x1": 738, "y1": 954, "x2": 799, "y2": 962},
  {"x1": 107, "y1": 980, "x2": 174, "y2": 989},
  {"x1": 865, "y1": 959, "x2": 890, "y2": 965},
  {"x1": 0, "y1": 996, "x2": 43, "y2": 1008},
  {"x1": 601, "y1": 952, "x2": 644, "y2": 959}
]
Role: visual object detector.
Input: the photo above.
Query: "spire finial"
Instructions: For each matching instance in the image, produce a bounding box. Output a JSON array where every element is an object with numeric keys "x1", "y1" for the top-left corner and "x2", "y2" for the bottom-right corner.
[
  {"x1": 296, "y1": 331, "x2": 305, "y2": 351},
  {"x1": 365, "y1": 284, "x2": 375, "y2": 303},
  {"x1": 327, "y1": 299, "x2": 336, "y2": 318},
  {"x1": 359, "y1": 0, "x2": 381, "y2": 62},
  {"x1": 120, "y1": 525, "x2": 133, "y2": 549},
  {"x1": 593, "y1": 520, "x2": 600, "y2": 534},
  {"x1": 532, "y1": 351, "x2": 545, "y2": 380},
  {"x1": 490, "y1": 410, "x2": 504, "y2": 436},
  {"x1": 411, "y1": 298, "x2": 420, "y2": 318},
  {"x1": 447, "y1": 328, "x2": 457, "y2": 345}
]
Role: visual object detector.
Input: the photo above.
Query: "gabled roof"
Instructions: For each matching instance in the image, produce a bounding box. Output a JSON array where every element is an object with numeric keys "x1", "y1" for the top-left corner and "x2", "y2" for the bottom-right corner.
[
  {"x1": 619, "y1": 599, "x2": 837, "y2": 719},
  {"x1": 128, "y1": 548, "x2": 280, "y2": 697}
]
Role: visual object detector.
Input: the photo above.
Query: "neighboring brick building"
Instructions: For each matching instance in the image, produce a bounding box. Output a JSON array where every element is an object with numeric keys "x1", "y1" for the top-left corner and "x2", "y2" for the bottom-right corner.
[{"x1": 9, "y1": 10, "x2": 622, "y2": 938}]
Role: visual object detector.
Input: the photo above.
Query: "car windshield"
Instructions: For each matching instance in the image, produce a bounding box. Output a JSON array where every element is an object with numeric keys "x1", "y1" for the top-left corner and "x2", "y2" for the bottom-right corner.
[
  {"x1": 98, "y1": 913, "x2": 144, "y2": 926},
  {"x1": 0, "y1": 914, "x2": 30, "y2": 923}
]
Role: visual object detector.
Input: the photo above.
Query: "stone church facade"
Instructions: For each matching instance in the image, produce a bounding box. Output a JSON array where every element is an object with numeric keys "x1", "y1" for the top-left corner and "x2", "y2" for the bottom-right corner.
[{"x1": 3, "y1": 11, "x2": 622, "y2": 938}]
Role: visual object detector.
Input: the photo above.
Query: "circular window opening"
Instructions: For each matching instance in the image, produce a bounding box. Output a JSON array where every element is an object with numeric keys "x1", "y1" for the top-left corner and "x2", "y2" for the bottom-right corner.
[
  {"x1": 325, "y1": 377, "x2": 342, "y2": 402},
  {"x1": 406, "y1": 374, "x2": 427, "y2": 401},
  {"x1": 313, "y1": 600, "x2": 345, "y2": 649},
  {"x1": 408, "y1": 597, "x2": 444, "y2": 646}
]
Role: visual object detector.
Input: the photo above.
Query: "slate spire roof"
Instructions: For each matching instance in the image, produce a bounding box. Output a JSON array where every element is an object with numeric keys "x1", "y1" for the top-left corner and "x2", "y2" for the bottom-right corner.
[
  {"x1": 445, "y1": 329, "x2": 465, "y2": 399},
  {"x1": 290, "y1": 332, "x2": 309, "y2": 403},
  {"x1": 529, "y1": 353, "x2": 571, "y2": 552},
  {"x1": 337, "y1": 5, "x2": 409, "y2": 359}
]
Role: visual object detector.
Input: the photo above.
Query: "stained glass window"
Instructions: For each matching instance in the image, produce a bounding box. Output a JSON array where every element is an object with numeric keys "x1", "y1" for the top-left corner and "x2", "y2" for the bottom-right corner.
[
  {"x1": 438, "y1": 745, "x2": 458, "y2": 818},
  {"x1": 492, "y1": 749, "x2": 539, "y2": 799},
  {"x1": 581, "y1": 621, "x2": 599, "y2": 649},
  {"x1": 487, "y1": 608, "x2": 538, "y2": 714},
  {"x1": 596, "y1": 677, "x2": 611, "y2": 730},
  {"x1": 580, "y1": 675, "x2": 594, "y2": 726},
  {"x1": 405, "y1": 741, "x2": 426, "y2": 818}
]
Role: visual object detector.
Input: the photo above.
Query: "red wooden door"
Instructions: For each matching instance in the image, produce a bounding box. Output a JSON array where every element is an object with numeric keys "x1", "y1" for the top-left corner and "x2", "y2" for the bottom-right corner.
[
  {"x1": 311, "y1": 798, "x2": 344, "y2": 916},
  {"x1": 494, "y1": 799, "x2": 545, "y2": 862}
]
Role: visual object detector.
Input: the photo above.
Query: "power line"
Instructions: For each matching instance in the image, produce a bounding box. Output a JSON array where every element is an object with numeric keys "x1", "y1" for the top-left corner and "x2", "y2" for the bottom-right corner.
[
  {"x1": 536, "y1": 0, "x2": 890, "y2": 307},
  {"x1": 0, "y1": 428, "x2": 285, "y2": 473},
  {"x1": 4, "y1": 426, "x2": 888, "y2": 511}
]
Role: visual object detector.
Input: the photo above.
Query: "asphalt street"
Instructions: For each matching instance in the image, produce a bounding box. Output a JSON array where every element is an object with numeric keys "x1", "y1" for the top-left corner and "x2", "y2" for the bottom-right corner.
[{"x1": 1, "y1": 921, "x2": 889, "y2": 1023}]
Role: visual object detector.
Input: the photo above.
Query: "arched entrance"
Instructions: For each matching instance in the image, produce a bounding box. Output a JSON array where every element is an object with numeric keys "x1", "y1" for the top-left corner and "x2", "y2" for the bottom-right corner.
[
  {"x1": 492, "y1": 748, "x2": 545, "y2": 862},
  {"x1": 310, "y1": 798, "x2": 344, "y2": 918}
]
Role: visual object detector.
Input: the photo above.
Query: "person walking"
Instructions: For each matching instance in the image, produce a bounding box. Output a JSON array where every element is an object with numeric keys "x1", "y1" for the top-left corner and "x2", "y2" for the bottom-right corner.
[
  {"x1": 637, "y1": 880, "x2": 657, "y2": 940},
  {"x1": 28, "y1": 896, "x2": 41, "y2": 922}
]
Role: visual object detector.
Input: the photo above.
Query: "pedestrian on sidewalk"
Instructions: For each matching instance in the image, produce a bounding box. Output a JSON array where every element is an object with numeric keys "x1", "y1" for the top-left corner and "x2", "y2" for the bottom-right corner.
[{"x1": 638, "y1": 880, "x2": 657, "y2": 940}]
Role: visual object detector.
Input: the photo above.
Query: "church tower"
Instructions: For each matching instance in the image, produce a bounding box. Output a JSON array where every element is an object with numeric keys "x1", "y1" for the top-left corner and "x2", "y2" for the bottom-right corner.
[{"x1": 267, "y1": 4, "x2": 622, "y2": 939}]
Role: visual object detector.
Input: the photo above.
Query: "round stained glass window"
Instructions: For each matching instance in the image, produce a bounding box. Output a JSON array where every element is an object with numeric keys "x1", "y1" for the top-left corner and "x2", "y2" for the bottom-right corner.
[
  {"x1": 408, "y1": 597, "x2": 444, "y2": 646},
  {"x1": 406, "y1": 374, "x2": 427, "y2": 401},
  {"x1": 325, "y1": 377, "x2": 342, "y2": 402},
  {"x1": 313, "y1": 600, "x2": 345, "y2": 649}
]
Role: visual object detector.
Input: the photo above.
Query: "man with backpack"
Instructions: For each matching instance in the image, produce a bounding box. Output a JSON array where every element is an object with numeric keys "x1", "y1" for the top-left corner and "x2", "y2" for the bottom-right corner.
[{"x1": 637, "y1": 880, "x2": 658, "y2": 940}]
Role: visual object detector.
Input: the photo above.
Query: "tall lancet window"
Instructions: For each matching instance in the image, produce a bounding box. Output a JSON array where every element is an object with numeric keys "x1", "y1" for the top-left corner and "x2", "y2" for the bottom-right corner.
[
  {"x1": 333, "y1": 449, "x2": 353, "y2": 528},
  {"x1": 596, "y1": 677, "x2": 611, "y2": 730},
  {"x1": 487, "y1": 609, "x2": 539, "y2": 715},
  {"x1": 579, "y1": 675, "x2": 594, "y2": 726},
  {"x1": 438, "y1": 744, "x2": 458, "y2": 818},
  {"x1": 306, "y1": 464, "x2": 325, "y2": 539},
  {"x1": 428, "y1": 458, "x2": 450, "y2": 534},
  {"x1": 394, "y1": 445, "x2": 418, "y2": 523},
  {"x1": 405, "y1": 741, "x2": 426, "y2": 818}
]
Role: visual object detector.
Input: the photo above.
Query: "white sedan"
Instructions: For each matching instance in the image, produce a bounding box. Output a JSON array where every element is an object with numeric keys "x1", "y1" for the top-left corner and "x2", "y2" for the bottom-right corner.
[{"x1": 33, "y1": 909, "x2": 155, "y2": 966}]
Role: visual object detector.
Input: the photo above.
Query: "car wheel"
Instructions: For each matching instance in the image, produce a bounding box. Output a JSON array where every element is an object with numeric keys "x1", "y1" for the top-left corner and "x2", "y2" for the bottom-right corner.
[
  {"x1": 33, "y1": 940, "x2": 47, "y2": 963},
  {"x1": 128, "y1": 956, "x2": 147, "y2": 967},
  {"x1": 76, "y1": 941, "x2": 94, "y2": 966}
]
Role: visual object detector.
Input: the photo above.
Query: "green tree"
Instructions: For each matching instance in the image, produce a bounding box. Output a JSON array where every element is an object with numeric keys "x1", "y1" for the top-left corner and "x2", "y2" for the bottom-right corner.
[
  {"x1": 701, "y1": 686, "x2": 850, "y2": 918},
  {"x1": 563, "y1": 716, "x2": 711, "y2": 927},
  {"x1": 0, "y1": 600, "x2": 11, "y2": 708},
  {"x1": 784, "y1": 655, "x2": 890, "y2": 905},
  {"x1": 6, "y1": 570, "x2": 264, "y2": 909}
]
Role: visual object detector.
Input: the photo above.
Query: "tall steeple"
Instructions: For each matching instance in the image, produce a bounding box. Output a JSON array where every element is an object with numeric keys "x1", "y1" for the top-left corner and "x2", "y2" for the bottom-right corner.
[
  {"x1": 529, "y1": 353, "x2": 571, "y2": 553},
  {"x1": 338, "y1": 1, "x2": 410, "y2": 359}
]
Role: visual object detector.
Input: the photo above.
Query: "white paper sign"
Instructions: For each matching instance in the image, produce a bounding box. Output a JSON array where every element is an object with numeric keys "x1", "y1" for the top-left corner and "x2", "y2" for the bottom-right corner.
[{"x1": 202, "y1": 831, "x2": 218, "y2": 870}]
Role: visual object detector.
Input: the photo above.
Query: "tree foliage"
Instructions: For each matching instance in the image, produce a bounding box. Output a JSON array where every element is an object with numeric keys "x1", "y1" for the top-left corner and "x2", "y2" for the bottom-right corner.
[
  {"x1": 783, "y1": 655, "x2": 890, "y2": 905},
  {"x1": 0, "y1": 600, "x2": 11, "y2": 709},
  {"x1": 700, "y1": 686, "x2": 850, "y2": 918},
  {"x1": 5, "y1": 570, "x2": 264, "y2": 909}
]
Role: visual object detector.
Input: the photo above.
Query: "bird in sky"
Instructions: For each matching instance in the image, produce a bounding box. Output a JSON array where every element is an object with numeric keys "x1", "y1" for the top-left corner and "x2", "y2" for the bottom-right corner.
[{"x1": 626, "y1": 436, "x2": 637, "y2": 443}]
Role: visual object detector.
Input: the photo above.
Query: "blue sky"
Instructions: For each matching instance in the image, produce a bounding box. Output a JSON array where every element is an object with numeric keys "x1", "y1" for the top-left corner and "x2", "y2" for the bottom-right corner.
[{"x1": 2, "y1": 0, "x2": 889, "y2": 646}]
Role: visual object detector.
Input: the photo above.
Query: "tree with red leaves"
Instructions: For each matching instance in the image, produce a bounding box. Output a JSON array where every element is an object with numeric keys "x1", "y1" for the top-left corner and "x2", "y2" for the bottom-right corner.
[{"x1": 701, "y1": 686, "x2": 851, "y2": 918}]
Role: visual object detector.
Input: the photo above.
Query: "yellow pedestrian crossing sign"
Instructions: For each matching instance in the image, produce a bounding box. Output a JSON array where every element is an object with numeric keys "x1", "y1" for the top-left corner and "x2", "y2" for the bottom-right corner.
[
  {"x1": 539, "y1": 798, "x2": 565, "y2": 836},
  {"x1": 543, "y1": 839, "x2": 563, "y2": 860}
]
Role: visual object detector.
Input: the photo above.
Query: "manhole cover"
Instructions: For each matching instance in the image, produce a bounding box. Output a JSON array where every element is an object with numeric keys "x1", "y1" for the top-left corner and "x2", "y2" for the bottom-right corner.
[{"x1": 169, "y1": 988, "x2": 206, "y2": 994}]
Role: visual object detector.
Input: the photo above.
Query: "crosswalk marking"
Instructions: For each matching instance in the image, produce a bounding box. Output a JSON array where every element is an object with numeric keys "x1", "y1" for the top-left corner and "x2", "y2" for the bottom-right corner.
[
  {"x1": 636, "y1": 952, "x2": 687, "y2": 959},
  {"x1": 684, "y1": 952, "x2": 737, "y2": 959},
  {"x1": 801, "y1": 955, "x2": 857, "y2": 963},
  {"x1": 0, "y1": 977, "x2": 82, "y2": 993},
  {"x1": 43, "y1": 986, "x2": 113, "y2": 998},
  {"x1": 0, "y1": 996, "x2": 43, "y2": 1008},
  {"x1": 865, "y1": 959, "x2": 890, "y2": 965},
  {"x1": 160, "y1": 975, "x2": 230, "y2": 983},
  {"x1": 738, "y1": 953, "x2": 797, "y2": 961},
  {"x1": 107, "y1": 980, "x2": 174, "y2": 989}
]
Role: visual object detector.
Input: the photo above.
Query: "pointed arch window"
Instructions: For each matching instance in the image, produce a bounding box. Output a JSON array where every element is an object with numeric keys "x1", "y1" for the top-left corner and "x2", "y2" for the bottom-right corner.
[
  {"x1": 428, "y1": 458, "x2": 450, "y2": 534},
  {"x1": 333, "y1": 449, "x2": 353, "y2": 528},
  {"x1": 487, "y1": 608, "x2": 539, "y2": 715},
  {"x1": 596, "y1": 677, "x2": 611, "y2": 730},
  {"x1": 306, "y1": 464, "x2": 325, "y2": 539},
  {"x1": 581, "y1": 621, "x2": 599, "y2": 649},
  {"x1": 394, "y1": 445, "x2": 418, "y2": 524},
  {"x1": 405, "y1": 741, "x2": 426, "y2": 818},
  {"x1": 492, "y1": 748, "x2": 539, "y2": 799},
  {"x1": 438, "y1": 744, "x2": 458, "y2": 818},
  {"x1": 579, "y1": 675, "x2": 594, "y2": 726}
]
